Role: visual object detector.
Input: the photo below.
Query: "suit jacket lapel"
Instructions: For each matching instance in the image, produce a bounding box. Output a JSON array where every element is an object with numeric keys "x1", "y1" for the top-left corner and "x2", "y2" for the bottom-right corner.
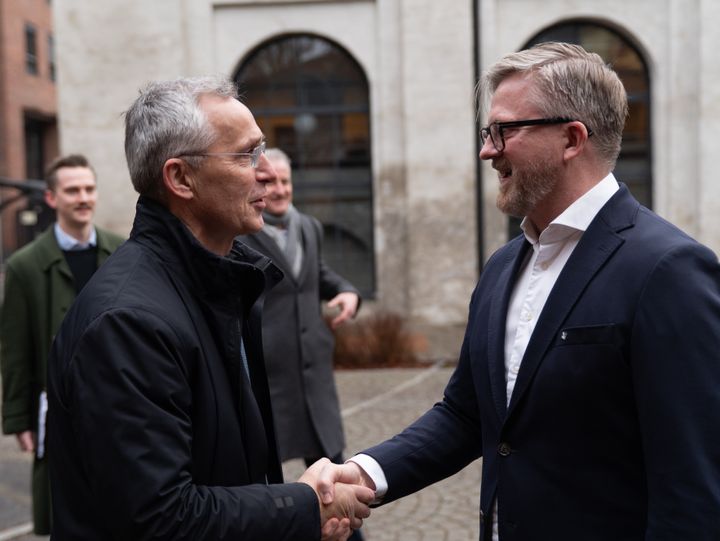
[
  {"x1": 295, "y1": 216, "x2": 315, "y2": 286},
  {"x1": 252, "y1": 230, "x2": 296, "y2": 283},
  {"x1": 487, "y1": 236, "x2": 531, "y2": 421},
  {"x1": 506, "y1": 188, "x2": 635, "y2": 417},
  {"x1": 37, "y1": 227, "x2": 73, "y2": 281}
]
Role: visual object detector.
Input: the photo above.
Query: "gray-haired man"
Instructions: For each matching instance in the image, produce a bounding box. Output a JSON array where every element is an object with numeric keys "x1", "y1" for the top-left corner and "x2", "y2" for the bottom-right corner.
[{"x1": 47, "y1": 76, "x2": 373, "y2": 541}]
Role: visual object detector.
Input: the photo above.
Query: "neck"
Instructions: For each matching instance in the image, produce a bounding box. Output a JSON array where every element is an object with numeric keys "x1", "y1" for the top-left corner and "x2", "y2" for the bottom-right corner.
[
  {"x1": 168, "y1": 202, "x2": 233, "y2": 256},
  {"x1": 528, "y1": 167, "x2": 611, "y2": 232},
  {"x1": 58, "y1": 220, "x2": 93, "y2": 243},
  {"x1": 184, "y1": 220, "x2": 233, "y2": 256}
]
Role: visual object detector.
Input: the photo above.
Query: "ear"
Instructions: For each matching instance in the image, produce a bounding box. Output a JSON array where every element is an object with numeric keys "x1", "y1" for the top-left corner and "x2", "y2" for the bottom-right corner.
[
  {"x1": 162, "y1": 158, "x2": 195, "y2": 201},
  {"x1": 44, "y1": 189, "x2": 57, "y2": 209},
  {"x1": 562, "y1": 121, "x2": 591, "y2": 162}
]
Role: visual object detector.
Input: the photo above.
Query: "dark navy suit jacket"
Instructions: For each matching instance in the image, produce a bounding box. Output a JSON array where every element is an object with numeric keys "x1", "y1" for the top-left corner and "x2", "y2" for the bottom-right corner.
[{"x1": 364, "y1": 185, "x2": 720, "y2": 540}]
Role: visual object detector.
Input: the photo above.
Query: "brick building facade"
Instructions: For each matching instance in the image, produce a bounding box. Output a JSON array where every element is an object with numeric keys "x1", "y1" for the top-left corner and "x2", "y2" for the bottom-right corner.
[{"x1": 0, "y1": 0, "x2": 57, "y2": 262}]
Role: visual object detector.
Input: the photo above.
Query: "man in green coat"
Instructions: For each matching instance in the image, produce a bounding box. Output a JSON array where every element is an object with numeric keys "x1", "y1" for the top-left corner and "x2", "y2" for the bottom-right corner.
[{"x1": 0, "y1": 154, "x2": 124, "y2": 534}]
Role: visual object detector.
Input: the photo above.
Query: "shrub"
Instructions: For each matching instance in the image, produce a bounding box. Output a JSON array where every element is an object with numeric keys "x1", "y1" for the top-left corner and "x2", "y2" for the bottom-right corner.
[{"x1": 332, "y1": 311, "x2": 428, "y2": 368}]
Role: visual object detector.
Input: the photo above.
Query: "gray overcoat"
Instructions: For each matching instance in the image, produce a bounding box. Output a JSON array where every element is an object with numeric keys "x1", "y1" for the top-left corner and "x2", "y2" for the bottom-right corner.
[{"x1": 238, "y1": 213, "x2": 360, "y2": 461}]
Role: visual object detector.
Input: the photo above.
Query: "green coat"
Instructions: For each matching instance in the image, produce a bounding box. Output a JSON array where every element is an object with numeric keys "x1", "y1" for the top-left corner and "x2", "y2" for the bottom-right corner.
[{"x1": 1, "y1": 225, "x2": 124, "y2": 534}]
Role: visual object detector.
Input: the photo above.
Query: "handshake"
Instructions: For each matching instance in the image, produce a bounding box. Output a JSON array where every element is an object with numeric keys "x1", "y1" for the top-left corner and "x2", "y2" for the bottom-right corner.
[{"x1": 299, "y1": 458, "x2": 376, "y2": 541}]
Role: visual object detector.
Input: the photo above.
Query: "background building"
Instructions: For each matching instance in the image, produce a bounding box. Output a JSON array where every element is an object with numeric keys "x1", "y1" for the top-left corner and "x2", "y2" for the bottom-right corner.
[
  {"x1": 49, "y1": 0, "x2": 720, "y2": 358},
  {"x1": 0, "y1": 0, "x2": 58, "y2": 264}
]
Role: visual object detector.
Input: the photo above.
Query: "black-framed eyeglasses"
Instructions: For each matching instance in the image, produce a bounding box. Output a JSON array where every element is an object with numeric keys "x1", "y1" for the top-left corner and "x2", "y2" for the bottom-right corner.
[
  {"x1": 480, "y1": 117, "x2": 593, "y2": 152},
  {"x1": 180, "y1": 141, "x2": 267, "y2": 168}
]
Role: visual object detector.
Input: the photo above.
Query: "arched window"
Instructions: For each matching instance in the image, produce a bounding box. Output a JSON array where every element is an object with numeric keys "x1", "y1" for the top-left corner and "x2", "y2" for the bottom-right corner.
[
  {"x1": 235, "y1": 35, "x2": 375, "y2": 296},
  {"x1": 508, "y1": 22, "x2": 652, "y2": 237}
]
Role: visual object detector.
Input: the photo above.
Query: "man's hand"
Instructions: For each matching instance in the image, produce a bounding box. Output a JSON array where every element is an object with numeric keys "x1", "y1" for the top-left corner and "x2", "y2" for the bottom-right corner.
[
  {"x1": 15, "y1": 431, "x2": 34, "y2": 453},
  {"x1": 299, "y1": 458, "x2": 374, "y2": 541},
  {"x1": 316, "y1": 461, "x2": 376, "y2": 505},
  {"x1": 327, "y1": 292, "x2": 359, "y2": 329}
]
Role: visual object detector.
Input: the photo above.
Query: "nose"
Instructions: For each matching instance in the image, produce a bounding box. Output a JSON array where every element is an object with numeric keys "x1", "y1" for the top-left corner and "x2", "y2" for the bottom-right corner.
[
  {"x1": 479, "y1": 136, "x2": 500, "y2": 161},
  {"x1": 256, "y1": 153, "x2": 276, "y2": 184}
]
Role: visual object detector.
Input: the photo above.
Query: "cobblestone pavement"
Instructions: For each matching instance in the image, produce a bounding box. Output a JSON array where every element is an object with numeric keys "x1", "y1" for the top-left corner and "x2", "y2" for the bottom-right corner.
[{"x1": 0, "y1": 365, "x2": 481, "y2": 540}]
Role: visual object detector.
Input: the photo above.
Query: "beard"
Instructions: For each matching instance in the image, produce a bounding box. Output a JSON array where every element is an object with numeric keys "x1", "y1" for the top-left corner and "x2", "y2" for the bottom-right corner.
[{"x1": 495, "y1": 155, "x2": 562, "y2": 218}]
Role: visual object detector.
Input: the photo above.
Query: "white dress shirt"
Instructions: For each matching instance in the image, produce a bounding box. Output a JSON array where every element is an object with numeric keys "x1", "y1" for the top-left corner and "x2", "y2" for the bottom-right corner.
[{"x1": 353, "y1": 174, "x2": 620, "y2": 541}]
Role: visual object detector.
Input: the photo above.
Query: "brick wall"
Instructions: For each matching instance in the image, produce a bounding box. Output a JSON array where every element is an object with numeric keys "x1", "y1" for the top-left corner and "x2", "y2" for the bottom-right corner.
[{"x1": 0, "y1": 0, "x2": 58, "y2": 257}]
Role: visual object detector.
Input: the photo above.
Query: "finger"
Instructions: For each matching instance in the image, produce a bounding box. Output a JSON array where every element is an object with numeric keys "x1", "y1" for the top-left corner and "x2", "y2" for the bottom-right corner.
[
  {"x1": 308, "y1": 457, "x2": 331, "y2": 472},
  {"x1": 348, "y1": 492, "x2": 372, "y2": 520},
  {"x1": 16, "y1": 432, "x2": 34, "y2": 453},
  {"x1": 351, "y1": 484, "x2": 376, "y2": 505},
  {"x1": 329, "y1": 314, "x2": 345, "y2": 329},
  {"x1": 332, "y1": 518, "x2": 352, "y2": 541},
  {"x1": 298, "y1": 458, "x2": 334, "y2": 503},
  {"x1": 317, "y1": 463, "x2": 344, "y2": 504},
  {"x1": 353, "y1": 502, "x2": 372, "y2": 520},
  {"x1": 349, "y1": 515, "x2": 364, "y2": 530},
  {"x1": 321, "y1": 517, "x2": 340, "y2": 541}
]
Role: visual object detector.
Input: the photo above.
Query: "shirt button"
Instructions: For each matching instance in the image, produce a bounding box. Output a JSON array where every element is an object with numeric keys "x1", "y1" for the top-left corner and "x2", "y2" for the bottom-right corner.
[
  {"x1": 522, "y1": 311, "x2": 533, "y2": 322},
  {"x1": 540, "y1": 261, "x2": 549, "y2": 270},
  {"x1": 497, "y1": 442, "x2": 512, "y2": 457},
  {"x1": 510, "y1": 364, "x2": 519, "y2": 375}
]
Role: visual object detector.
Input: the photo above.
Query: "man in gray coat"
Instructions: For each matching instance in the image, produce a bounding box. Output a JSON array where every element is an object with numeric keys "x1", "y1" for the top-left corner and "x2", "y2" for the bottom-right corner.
[{"x1": 238, "y1": 148, "x2": 360, "y2": 469}]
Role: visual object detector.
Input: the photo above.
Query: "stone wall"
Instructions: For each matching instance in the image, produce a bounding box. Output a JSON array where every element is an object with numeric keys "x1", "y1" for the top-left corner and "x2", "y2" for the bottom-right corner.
[{"x1": 52, "y1": 0, "x2": 720, "y2": 359}]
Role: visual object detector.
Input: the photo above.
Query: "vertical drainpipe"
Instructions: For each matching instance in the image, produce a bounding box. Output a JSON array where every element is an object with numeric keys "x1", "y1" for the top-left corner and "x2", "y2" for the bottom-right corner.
[{"x1": 472, "y1": 0, "x2": 484, "y2": 274}]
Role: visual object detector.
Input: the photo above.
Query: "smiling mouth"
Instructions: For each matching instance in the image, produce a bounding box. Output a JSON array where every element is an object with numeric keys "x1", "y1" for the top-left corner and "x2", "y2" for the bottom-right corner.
[{"x1": 493, "y1": 160, "x2": 512, "y2": 180}]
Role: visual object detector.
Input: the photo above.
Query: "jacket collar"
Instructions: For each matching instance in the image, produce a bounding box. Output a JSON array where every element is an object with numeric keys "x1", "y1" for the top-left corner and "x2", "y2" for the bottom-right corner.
[{"x1": 129, "y1": 196, "x2": 282, "y2": 309}]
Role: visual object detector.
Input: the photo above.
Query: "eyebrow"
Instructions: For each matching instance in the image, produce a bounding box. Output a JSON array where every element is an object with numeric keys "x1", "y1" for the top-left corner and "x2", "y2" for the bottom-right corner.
[{"x1": 238, "y1": 135, "x2": 265, "y2": 152}]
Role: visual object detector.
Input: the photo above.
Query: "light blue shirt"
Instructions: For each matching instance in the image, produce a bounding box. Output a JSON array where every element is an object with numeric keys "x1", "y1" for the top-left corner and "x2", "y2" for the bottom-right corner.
[{"x1": 53, "y1": 222, "x2": 97, "y2": 251}]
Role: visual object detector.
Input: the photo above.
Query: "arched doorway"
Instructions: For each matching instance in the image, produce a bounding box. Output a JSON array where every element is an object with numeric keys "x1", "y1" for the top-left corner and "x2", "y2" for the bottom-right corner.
[{"x1": 234, "y1": 34, "x2": 375, "y2": 296}]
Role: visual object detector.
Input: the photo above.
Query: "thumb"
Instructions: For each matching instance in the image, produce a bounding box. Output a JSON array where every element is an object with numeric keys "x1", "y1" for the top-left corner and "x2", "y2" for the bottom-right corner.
[{"x1": 317, "y1": 464, "x2": 341, "y2": 504}]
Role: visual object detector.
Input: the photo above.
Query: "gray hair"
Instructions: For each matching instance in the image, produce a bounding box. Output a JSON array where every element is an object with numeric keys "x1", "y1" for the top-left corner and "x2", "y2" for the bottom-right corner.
[
  {"x1": 123, "y1": 75, "x2": 238, "y2": 199},
  {"x1": 264, "y1": 147, "x2": 292, "y2": 168},
  {"x1": 480, "y1": 42, "x2": 628, "y2": 169}
]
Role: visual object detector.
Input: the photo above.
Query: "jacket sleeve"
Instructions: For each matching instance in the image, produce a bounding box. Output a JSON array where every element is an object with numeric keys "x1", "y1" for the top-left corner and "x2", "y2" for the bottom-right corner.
[
  {"x1": 309, "y1": 217, "x2": 361, "y2": 304},
  {"x1": 1, "y1": 261, "x2": 35, "y2": 434},
  {"x1": 362, "y1": 288, "x2": 484, "y2": 503},
  {"x1": 55, "y1": 307, "x2": 321, "y2": 540},
  {"x1": 631, "y1": 242, "x2": 720, "y2": 538}
]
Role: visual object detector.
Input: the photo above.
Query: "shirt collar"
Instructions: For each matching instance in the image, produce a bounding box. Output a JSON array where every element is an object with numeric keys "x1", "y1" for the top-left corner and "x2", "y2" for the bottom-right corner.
[
  {"x1": 54, "y1": 222, "x2": 97, "y2": 251},
  {"x1": 521, "y1": 173, "x2": 620, "y2": 244}
]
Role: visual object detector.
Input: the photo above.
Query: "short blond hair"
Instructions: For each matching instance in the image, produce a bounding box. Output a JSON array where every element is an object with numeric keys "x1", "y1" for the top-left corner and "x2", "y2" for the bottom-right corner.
[{"x1": 480, "y1": 42, "x2": 628, "y2": 169}]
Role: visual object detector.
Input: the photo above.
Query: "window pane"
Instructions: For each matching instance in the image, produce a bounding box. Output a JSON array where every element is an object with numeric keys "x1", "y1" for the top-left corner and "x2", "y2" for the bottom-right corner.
[
  {"x1": 48, "y1": 34, "x2": 56, "y2": 81},
  {"x1": 235, "y1": 35, "x2": 375, "y2": 295},
  {"x1": 24, "y1": 117, "x2": 45, "y2": 179},
  {"x1": 25, "y1": 24, "x2": 38, "y2": 75}
]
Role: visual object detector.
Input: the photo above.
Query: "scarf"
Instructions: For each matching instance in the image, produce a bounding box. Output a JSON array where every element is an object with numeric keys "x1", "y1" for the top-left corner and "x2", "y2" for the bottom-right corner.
[{"x1": 262, "y1": 204, "x2": 304, "y2": 279}]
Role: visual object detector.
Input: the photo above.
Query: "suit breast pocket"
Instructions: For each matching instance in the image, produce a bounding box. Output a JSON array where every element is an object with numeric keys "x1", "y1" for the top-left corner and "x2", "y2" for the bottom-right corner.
[{"x1": 555, "y1": 323, "x2": 625, "y2": 347}]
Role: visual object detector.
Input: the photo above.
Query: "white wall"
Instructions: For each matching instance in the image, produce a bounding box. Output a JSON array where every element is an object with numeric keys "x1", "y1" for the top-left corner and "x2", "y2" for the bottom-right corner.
[{"x1": 53, "y1": 0, "x2": 720, "y2": 349}]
